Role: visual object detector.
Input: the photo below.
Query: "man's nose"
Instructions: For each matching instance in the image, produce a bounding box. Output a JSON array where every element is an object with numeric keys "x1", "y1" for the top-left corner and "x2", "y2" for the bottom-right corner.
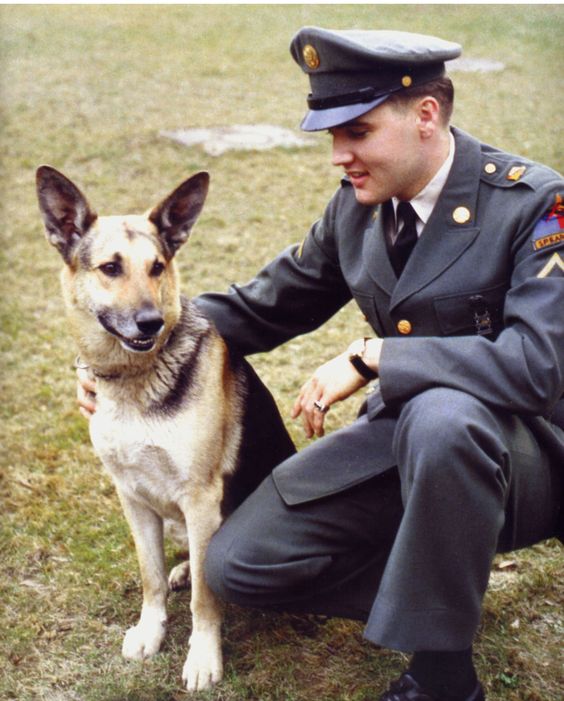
[{"x1": 331, "y1": 137, "x2": 354, "y2": 167}]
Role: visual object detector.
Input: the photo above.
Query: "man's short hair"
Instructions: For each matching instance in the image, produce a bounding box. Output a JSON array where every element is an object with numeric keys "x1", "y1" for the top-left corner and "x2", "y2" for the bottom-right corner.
[{"x1": 387, "y1": 76, "x2": 455, "y2": 125}]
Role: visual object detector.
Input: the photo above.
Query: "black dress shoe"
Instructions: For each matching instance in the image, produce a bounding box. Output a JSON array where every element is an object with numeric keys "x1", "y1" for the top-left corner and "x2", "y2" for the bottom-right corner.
[{"x1": 378, "y1": 673, "x2": 485, "y2": 701}]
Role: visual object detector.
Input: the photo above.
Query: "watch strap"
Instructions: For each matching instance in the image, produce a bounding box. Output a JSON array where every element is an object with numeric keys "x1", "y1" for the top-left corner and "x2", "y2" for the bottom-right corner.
[{"x1": 349, "y1": 351, "x2": 378, "y2": 380}]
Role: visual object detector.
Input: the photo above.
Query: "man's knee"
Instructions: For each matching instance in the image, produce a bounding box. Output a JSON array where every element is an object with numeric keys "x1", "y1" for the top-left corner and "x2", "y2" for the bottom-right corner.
[
  {"x1": 203, "y1": 501, "x2": 274, "y2": 605},
  {"x1": 397, "y1": 387, "x2": 489, "y2": 438},
  {"x1": 205, "y1": 474, "x2": 330, "y2": 607},
  {"x1": 205, "y1": 519, "x2": 332, "y2": 607}
]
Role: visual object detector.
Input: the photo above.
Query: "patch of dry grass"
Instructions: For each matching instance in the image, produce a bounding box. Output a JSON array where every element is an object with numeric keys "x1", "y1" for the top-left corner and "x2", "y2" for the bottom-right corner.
[{"x1": 1, "y1": 4, "x2": 562, "y2": 700}]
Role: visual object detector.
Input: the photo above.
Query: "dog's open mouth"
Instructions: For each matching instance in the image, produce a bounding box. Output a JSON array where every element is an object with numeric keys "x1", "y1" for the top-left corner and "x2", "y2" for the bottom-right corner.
[
  {"x1": 120, "y1": 336, "x2": 157, "y2": 353},
  {"x1": 98, "y1": 315, "x2": 158, "y2": 353}
]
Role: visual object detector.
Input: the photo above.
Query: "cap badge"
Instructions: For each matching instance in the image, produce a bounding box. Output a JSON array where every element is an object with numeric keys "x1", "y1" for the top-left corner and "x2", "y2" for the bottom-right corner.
[
  {"x1": 507, "y1": 165, "x2": 526, "y2": 181},
  {"x1": 303, "y1": 44, "x2": 320, "y2": 70},
  {"x1": 401, "y1": 75, "x2": 413, "y2": 88},
  {"x1": 452, "y1": 206, "x2": 471, "y2": 224}
]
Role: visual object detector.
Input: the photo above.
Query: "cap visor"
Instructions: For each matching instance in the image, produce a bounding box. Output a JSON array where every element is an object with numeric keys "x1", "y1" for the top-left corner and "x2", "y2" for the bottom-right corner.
[{"x1": 300, "y1": 95, "x2": 389, "y2": 132}]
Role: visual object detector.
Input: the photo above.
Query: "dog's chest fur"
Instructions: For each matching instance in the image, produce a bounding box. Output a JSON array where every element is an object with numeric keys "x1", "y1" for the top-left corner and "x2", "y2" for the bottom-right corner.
[{"x1": 90, "y1": 401, "x2": 199, "y2": 523}]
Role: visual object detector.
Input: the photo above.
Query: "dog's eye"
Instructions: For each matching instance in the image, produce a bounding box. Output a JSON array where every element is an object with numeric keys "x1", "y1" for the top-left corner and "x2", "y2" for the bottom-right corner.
[
  {"x1": 99, "y1": 261, "x2": 122, "y2": 277},
  {"x1": 150, "y1": 261, "x2": 165, "y2": 277}
]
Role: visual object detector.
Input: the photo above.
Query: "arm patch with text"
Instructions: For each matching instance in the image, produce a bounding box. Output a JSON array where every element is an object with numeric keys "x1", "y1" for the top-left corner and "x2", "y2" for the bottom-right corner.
[{"x1": 532, "y1": 194, "x2": 564, "y2": 251}]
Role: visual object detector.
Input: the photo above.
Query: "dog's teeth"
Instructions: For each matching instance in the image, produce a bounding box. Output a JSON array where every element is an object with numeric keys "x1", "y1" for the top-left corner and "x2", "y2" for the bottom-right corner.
[{"x1": 128, "y1": 337, "x2": 154, "y2": 350}]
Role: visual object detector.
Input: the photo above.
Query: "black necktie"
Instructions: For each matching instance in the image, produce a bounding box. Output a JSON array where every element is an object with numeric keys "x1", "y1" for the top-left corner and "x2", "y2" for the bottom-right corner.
[{"x1": 390, "y1": 201, "x2": 418, "y2": 276}]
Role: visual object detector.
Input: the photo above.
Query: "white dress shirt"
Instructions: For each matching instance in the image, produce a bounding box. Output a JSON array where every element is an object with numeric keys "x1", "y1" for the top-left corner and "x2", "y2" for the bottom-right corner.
[{"x1": 390, "y1": 132, "x2": 456, "y2": 243}]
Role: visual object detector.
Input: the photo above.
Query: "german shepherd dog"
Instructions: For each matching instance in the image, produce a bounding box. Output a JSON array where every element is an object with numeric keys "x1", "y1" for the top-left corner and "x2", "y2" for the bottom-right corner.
[{"x1": 36, "y1": 166, "x2": 246, "y2": 691}]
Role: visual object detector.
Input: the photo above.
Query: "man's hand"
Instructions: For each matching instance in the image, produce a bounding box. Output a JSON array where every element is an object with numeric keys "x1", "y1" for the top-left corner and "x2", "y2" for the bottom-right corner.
[
  {"x1": 76, "y1": 367, "x2": 97, "y2": 419},
  {"x1": 291, "y1": 338, "x2": 382, "y2": 438}
]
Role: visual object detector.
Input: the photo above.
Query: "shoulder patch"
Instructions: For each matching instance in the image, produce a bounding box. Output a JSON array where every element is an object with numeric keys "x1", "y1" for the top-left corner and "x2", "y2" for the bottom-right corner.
[{"x1": 531, "y1": 194, "x2": 564, "y2": 251}]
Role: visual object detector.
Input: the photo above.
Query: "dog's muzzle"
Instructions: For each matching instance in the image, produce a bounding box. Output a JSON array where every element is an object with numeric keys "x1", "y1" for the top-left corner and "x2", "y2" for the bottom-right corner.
[{"x1": 98, "y1": 308, "x2": 165, "y2": 353}]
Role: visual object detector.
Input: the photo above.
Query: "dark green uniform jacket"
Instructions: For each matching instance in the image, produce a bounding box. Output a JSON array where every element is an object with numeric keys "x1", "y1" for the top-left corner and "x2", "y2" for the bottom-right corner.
[{"x1": 197, "y1": 127, "x2": 564, "y2": 509}]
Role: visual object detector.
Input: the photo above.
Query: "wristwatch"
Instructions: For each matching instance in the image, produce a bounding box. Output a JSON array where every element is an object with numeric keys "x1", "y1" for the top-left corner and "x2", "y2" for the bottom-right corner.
[{"x1": 348, "y1": 337, "x2": 378, "y2": 381}]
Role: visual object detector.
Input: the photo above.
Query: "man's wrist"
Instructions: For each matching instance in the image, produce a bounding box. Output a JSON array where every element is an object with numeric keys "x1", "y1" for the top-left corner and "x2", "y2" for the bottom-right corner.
[{"x1": 347, "y1": 337, "x2": 379, "y2": 380}]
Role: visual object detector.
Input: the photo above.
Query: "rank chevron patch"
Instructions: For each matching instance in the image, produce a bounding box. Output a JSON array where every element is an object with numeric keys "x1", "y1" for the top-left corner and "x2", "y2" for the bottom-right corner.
[{"x1": 537, "y1": 252, "x2": 564, "y2": 278}]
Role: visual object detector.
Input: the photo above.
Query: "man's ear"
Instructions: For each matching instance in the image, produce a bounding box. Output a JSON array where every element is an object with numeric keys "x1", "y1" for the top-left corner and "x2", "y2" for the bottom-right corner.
[
  {"x1": 36, "y1": 165, "x2": 97, "y2": 263},
  {"x1": 415, "y1": 96, "x2": 441, "y2": 138},
  {"x1": 148, "y1": 172, "x2": 210, "y2": 259}
]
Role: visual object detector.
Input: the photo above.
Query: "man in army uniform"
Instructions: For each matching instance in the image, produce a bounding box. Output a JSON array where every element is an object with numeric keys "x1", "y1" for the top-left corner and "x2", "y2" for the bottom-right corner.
[{"x1": 78, "y1": 28, "x2": 563, "y2": 701}]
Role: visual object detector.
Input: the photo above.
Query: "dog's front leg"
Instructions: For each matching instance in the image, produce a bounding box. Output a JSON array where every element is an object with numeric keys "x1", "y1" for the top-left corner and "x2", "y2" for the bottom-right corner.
[
  {"x1": 180, "y1": 488, "x2": 224, "y2": 691},
  {"x1": 117, "y1": 490, "x2": 168, "y2": 661}
]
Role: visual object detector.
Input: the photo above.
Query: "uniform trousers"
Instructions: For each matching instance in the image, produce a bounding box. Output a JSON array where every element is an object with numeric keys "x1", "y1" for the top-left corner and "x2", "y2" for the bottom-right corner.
[{"x1": 206, "y1": 362, "x2": 562, "y2": 652}]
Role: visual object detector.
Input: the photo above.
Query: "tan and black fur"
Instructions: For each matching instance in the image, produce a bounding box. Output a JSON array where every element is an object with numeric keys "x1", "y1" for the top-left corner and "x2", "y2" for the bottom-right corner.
[{"x1": 36, "y1": 166, "x2": 246, "y2": 691}]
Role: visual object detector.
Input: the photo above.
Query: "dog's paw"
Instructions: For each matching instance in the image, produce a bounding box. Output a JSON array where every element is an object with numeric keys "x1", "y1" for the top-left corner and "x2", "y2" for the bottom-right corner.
[
  {"x1": 122, "y1": 616, "x2": 166, "y2": 660},
  {"x1": 182, "y1": 631, "x2": 223, "y2": 691},
  {"x1": 168, "y1": 560, "x2": 191, "y2": 592}
]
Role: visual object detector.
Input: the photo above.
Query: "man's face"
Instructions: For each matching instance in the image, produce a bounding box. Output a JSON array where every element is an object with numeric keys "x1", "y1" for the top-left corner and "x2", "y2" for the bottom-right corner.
[{"x1": 329, "y1": 101, "x2": 431, "y2": 205}]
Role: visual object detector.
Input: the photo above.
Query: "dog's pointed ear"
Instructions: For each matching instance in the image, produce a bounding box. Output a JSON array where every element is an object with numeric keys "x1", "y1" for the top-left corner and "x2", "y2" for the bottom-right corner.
[
  {"x1": 36, "y1": 165, "x2": 97, "y2": 263},
  {"x1": 149, "y1": 172, "x2": 209, "y2": 258}
]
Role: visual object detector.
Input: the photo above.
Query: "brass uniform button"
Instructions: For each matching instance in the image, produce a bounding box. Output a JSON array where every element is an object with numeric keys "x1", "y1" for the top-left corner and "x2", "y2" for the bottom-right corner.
[
  {"x1": 484, "y1": 162, "x2": 497, "y2": 174},
  {"x1": 397, "y1": 319, "x2": 412, "y2": 335},
  {"x1": 452, "y1": 206, "x2": 471, "y2": 224},
  {"x1": 401, "y1": 75, "x2": 413, "y2": 87}
]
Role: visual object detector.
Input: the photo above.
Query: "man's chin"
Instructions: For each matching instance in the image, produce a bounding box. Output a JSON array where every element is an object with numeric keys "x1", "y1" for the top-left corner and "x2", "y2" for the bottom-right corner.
[{"x1": 352, "y1": 188, "x2": 381, "y2": 207}]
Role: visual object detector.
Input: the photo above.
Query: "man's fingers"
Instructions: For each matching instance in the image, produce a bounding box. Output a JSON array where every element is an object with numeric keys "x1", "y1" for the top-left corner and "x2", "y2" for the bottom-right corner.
[
  {"x1": 290, "y1": 397, "x2": 303, "y2": 420},
  {"x1": 299, "y1": 395, "x2": 330, "y2": 439},
  {"x1": 76, "y1": 367, "x2": 97, "y2": 418},
  {"x1": 77, "y1": 384, "x2": 96, "y2": 417},
  {"x1": 292, "y1": 374, "x2": 334, "y2": 438},
  {"x1": 310, "y1": 412, "x2": 326, "y2": 438},
  {"x1": 76, "y1": 367, "x2": 96, "y2": 394}
]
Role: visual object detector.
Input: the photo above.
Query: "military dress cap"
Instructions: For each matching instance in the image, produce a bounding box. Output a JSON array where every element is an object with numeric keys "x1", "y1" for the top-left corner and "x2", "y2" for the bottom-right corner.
[{"x1": 290, "y1": 27, "x2": 462, "y2": 131}]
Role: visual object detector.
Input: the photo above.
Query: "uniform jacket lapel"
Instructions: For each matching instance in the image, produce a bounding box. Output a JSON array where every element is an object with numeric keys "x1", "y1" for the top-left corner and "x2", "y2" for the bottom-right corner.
[
  {"x1": 364, "y1": 201, "x2": 398, "y2": 296},
  {"x1": 390, "y1": 128, "x2": 483, "y2": 311}
]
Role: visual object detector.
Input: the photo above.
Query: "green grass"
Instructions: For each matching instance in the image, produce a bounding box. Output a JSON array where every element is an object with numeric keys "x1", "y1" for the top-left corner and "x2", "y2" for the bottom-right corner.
[{"x1": 1, "y1": 4, "x2": 563, "y2": 700}]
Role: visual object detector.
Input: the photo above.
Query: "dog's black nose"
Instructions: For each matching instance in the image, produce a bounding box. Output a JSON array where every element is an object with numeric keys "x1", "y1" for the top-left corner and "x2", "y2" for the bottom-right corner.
[{"x1": 135, "y1": 308, "x2": 164, "y2": 336}]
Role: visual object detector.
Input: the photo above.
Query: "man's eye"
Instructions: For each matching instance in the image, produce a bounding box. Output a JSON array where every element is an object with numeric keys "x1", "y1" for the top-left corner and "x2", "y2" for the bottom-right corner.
[
  {"x1": 99, "y1": 261, "x2": 122, "y2": 277},
  {"x1": 349, "y1": 130, "x2": 369, "y2": 139},
  {"x1": 150, "y1": 260, "x2": 165, "y2": 277}
]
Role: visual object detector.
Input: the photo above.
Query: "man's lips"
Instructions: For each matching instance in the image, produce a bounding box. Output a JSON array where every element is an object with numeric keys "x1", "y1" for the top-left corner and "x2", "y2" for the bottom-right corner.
[{"x1": 346, "y1": 171, "x2": 369, "y2": 186}]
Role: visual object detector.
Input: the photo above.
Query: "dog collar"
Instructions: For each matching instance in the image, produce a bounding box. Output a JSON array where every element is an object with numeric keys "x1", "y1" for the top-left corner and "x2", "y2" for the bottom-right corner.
[{"x1": 73, "y1": 355, "x2": 121, "y2": 381}]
